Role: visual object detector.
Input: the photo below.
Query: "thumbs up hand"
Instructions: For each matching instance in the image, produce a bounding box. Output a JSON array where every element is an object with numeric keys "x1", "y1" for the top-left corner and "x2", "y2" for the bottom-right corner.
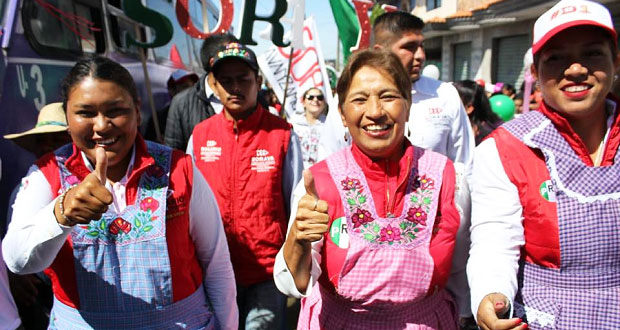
[
  {"x1": 291, "y1": 170, "x2": 330, "y2": 243},
  {"x1": 93, "y1": 146, "x2": 108, "y2": 185},
  {"x1": 55, "y1": 147, "x2": 114, "y2": 226}
]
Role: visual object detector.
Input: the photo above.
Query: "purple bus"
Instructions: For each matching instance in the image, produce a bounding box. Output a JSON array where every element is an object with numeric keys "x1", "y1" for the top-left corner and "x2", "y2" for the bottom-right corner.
[{"x1": 0, "y1": 0, "x2": 218, "y2": 219}]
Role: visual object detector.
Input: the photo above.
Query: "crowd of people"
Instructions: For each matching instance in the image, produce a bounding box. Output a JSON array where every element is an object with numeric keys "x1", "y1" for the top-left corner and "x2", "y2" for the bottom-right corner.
[{"x1": 1, "y1": 0, "x2": 619, "y2": 329}]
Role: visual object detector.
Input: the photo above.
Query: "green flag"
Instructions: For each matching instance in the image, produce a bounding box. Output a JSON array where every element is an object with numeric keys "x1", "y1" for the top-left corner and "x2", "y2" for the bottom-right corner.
[{"x1": 329, "y1": 0, "x2": 359, "y2": 62}]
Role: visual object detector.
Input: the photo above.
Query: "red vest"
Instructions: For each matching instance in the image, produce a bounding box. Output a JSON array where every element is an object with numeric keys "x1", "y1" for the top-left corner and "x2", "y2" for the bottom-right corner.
[
  {"x1": 491, "y1": 128, "x2": 561, "y2": 268},
  {"x1": 310, "y1": 143, "x2": 459, "y2": 293},
  {"x1": 36, "y1": 136, "x2": 203, "y2": 308},
  {"x1": 192, "y1": 105, "x2": 291, "y2": 286},
  {"x1": 490, "y1": 95, "x2": 620, "y2": 269}
]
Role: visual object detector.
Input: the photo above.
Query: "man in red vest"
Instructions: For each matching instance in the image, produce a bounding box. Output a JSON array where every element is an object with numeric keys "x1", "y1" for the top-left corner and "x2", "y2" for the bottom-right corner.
[{"x1": 187, "y1": 42, "x2": 303, "y2": 330}]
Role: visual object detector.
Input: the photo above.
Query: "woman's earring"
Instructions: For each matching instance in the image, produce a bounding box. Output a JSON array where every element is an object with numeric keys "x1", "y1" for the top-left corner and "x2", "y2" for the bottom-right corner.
[
  {"x1": 614, "y1": 74, "x2": 618, "y2": 82},
  {"x1": 405, "y1": 124, "x2": 411, "y2": 137},
  {"x1": 344, "y1": 127, "x2": 350, "y2": 142}
]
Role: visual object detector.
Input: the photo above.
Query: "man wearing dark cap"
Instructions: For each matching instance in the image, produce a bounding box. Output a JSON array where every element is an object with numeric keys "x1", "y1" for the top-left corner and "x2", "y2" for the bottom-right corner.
[
  {"x1": 164, "y1": 33, "x2": 238, "y2": 151},
  {"x1": 187, "y1": 42, "x2": 303, "y2": 330}
]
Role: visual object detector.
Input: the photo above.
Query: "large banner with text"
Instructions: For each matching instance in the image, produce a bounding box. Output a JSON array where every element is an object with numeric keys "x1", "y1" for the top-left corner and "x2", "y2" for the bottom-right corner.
[{"x1": 257, "y1": 17, "x2": 333, "y2": 123}]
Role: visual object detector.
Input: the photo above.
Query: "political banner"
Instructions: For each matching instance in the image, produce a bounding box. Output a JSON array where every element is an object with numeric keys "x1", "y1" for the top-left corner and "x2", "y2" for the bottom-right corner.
[{"x1": 257, "y1": 16, "x2": 333, "y2": 123}]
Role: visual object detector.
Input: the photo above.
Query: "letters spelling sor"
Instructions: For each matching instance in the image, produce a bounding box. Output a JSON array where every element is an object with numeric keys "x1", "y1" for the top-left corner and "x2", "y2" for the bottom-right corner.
[{"x1": 122, "y1": 0, "x2": 383, "y2": 51}]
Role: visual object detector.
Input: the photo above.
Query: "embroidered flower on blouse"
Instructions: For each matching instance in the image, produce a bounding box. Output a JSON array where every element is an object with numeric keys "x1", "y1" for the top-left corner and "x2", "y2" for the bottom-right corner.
[
  {"x1": 351, "y1": 207, "x2": 373, "y2": 228},
  {"x1": 109, "y1": 218, "x2": 132, "y2": 235},
  {"x1": 341, "y1": 178, "x2": 362, "y2": 191},
  {"x1": 418, "y1": 175, "x2": 434, "y2": 190},
  {"x1": 406, "y1": 206, "x2": 427, "y2": 226},
  {"x1": 146, "y1": 165, "x2": 165, "y2": 178},
  {"x1": 140, "y1": 197, "x2": 159, "y2": 212},
  {"x1": 379, "y1": 224, "x2": 401, "y2": 243}
]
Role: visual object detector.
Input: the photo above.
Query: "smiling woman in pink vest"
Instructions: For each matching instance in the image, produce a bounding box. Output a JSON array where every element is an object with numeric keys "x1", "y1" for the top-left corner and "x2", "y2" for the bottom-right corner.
[
  {"x1": 468, "y1": 1, "x2": 620, "y2": 329},
  {"x1": 273, "y1": 49, "x2": 461, "y2": 329},
  {"x1": 2, "y1": 56, "x2": 238, "y2": 329}
]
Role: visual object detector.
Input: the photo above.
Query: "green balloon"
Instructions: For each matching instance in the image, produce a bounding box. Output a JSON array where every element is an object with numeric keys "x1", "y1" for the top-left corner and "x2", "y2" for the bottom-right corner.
[{"x1": 489, "y1": 94, "x2": 515, "y2": 121}]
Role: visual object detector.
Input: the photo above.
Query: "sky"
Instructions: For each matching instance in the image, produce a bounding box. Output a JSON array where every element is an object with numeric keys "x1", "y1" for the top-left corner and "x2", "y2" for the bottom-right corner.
[{"x1": 230, "y1": 0, "x2": 340, "y2": 62}]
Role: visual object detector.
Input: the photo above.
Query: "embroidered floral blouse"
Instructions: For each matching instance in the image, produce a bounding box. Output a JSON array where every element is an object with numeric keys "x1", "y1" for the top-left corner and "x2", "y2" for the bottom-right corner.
[{"x1": 274, "y1": 140, "x2": 460, "y2": 298}]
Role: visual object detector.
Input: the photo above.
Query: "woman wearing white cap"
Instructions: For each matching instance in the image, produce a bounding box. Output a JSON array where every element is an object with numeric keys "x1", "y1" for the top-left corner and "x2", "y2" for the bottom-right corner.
[{"x1": 468, "y1": 0, "x2": 620, "y2": 329}]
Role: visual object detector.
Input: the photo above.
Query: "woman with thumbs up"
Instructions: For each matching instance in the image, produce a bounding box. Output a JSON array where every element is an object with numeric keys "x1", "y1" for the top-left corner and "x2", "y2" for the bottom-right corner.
[
  {"x1": 2, "y1": 56, "x2": 238, "y2": 329},
  {"x1": 274, "y1": 49, "x2": 461, "y2": 329}
]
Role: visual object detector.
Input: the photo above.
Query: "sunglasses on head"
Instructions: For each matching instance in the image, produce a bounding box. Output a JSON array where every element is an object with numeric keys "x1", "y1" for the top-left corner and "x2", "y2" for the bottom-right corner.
[{"x1": 305, "y1": 94, "x2": 324, "y2": 101}]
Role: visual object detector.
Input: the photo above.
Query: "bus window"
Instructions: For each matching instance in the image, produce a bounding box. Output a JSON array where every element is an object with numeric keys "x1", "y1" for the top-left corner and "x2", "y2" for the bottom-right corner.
[
  {"x1": 22, "y1": 0, "x2": 105, "y2": 57},
  {"x1": 148, "y1": 0, "x2": 196, "y2": 69},
  {"x1": 106, "y1": 0, "x2": 145, "y2": 57}
]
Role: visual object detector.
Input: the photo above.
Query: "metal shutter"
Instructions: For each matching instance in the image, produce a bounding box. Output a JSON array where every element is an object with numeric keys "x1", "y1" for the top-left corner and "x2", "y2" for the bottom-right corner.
[
  {"x1": 452, "y1": 42, "x2": 471, "y2": 81},
  {"x1": 495, "y1": 34, "x2": 529, "y2": 88}
]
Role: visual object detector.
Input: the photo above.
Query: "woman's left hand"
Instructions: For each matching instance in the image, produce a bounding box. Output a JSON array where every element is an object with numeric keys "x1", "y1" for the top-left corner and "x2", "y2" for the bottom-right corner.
[
  {"x1": 283, "y1": 170, "x2": 329, "y2": 293},
  {"x1": 476, "y1": 293, "x2": 527, "y2": 330},
  {"x1": 291, "y1": 170, "x2": 329, "y2": 244}
]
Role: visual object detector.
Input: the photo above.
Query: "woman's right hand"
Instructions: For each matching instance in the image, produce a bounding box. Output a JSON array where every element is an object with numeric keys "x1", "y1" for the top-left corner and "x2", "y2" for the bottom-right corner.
[
  {"x1": 291, "y1": 170, "x2": 329, "y2": 244},
  {"x1": 54, "y1": 147, "x2": 113, "y2": 226},
  {"x1": 476, "y1": 293, "x2": 527, "y2": 330}
]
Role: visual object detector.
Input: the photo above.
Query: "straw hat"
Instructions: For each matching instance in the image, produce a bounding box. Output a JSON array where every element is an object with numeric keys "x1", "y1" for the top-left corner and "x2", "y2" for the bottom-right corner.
[{"x1": 4, "y1": 102, "x2": 68, "y2": 151}]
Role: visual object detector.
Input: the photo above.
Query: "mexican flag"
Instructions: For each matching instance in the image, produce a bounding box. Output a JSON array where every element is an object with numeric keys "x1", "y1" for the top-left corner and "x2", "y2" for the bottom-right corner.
[{"x1": 329, "y1": 0, "x2": 359, "y2": 61}]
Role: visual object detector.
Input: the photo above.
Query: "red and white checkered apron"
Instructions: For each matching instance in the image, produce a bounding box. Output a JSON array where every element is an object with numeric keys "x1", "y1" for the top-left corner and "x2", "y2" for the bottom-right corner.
[{"x1": 297, "y1": 147, "x2": 458, "y2": 329}]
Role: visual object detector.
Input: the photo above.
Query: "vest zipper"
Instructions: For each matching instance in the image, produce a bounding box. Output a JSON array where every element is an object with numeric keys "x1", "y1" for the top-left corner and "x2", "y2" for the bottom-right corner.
[{"x1": 232, "y1": 126, "x2": 238, "y2": 232}]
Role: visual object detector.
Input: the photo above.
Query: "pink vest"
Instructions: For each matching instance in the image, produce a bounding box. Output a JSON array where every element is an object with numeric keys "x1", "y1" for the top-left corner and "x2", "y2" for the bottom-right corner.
[{"x1": 297, "y1": 147, "x2": 458, "y2": 329}]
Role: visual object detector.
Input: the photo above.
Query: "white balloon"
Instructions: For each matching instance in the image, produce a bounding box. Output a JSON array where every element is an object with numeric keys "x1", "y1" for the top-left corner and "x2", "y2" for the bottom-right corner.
[{"x1": 422, "y1": 64, "x2": 440, "y2": 80}]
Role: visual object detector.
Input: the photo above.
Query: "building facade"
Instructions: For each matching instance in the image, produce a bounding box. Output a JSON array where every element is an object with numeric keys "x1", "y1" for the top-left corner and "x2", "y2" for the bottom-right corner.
[{"x1": 410, "y1": 0, "x2": 620, "y2": 90}]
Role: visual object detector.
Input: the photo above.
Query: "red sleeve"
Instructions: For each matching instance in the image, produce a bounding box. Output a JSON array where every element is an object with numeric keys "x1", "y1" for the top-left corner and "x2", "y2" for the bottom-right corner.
[
  {"x1": 429, "y1": 159, "x2": 460, "y2": 290},
  {"x1": 35, "y1": 152, "x2": 61, "y2": 196}
]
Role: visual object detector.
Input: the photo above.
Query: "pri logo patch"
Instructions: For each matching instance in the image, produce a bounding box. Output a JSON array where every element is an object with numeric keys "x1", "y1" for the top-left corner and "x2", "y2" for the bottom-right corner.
[
  {"x1": 539, "y1": 180, "x2": 556, "y2": 202},
  {"x1": 200, "y1": 140, "x2": 222, "y2": 162},
  {"x1": 251, "y1": 149, "x2": 276, "y2": 172},
  {"x1": 330, "y1": 217, "x2": 349, "y2": 249}
]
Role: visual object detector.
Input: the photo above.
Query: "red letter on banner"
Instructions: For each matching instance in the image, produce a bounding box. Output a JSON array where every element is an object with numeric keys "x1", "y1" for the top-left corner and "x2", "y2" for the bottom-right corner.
[
  {"x1": 176, "y1": 0, "x2": 234, "y2": 39},
  {"x1": 350, "y1": 0, "x2": 373, "y2": 53}
]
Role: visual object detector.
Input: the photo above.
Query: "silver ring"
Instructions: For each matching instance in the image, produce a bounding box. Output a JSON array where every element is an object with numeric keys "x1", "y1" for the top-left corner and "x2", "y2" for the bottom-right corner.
[{"x1": 313, "y1": 199, "x2": 319, "y2": 211}]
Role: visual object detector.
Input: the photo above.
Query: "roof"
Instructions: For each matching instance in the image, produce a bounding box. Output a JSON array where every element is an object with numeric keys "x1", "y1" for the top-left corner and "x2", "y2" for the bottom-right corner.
[{"x1": 421, "y1": 0, "x2": 552, "y2": 35}]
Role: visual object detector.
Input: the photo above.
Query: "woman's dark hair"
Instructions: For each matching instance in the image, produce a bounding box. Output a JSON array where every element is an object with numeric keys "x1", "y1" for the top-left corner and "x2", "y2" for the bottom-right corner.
[
  {"x1": 61, "y1": 55, "x2": 138, "y2": 110},
  {"x1": 453, "y1": 80, "x2": 501, "y2": 126},
  {"x1": 337, "y1": 49, "x2": 411, "y2": 109},
  {"x1": 502, "y1": 83, "x2": 515, "y2": 96},
  {"x1": 453, "y1": 80, "x2": 503, "y2": 144}
]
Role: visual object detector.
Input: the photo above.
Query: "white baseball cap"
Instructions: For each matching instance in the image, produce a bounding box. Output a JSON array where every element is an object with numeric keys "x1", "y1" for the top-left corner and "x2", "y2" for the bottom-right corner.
[{"x1": 532, "y1": 0, "x2": 617, "y2": 55}]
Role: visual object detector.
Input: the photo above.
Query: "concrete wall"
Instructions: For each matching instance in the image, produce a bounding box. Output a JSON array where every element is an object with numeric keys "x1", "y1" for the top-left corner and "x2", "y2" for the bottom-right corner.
[
  {"x1": 412, "y1": 0, "x2": 457, "y2": 19},
  {"x1": 431, "y1": 18, "x2": 534, "y2": 83},
  {"x1": 456, "y1": 0, "x2": 483, "y2": 11}
]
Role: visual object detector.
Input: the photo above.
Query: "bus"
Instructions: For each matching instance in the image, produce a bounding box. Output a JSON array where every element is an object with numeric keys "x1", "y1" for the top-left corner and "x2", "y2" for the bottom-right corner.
[{"x1": 0, "y1": 0, "x2": 220, "y2": 219}]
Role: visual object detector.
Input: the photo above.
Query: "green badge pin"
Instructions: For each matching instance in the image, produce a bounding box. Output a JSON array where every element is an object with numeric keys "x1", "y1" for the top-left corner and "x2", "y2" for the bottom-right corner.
[{"x1": 330, "y1": 217, "x2": 349, "y2": 249}]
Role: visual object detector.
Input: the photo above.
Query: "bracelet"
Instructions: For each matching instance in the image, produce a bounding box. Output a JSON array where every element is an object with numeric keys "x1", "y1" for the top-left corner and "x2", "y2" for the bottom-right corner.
[{"x1": 58, "y1": 186, "x2": 77, "y2": 226}]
